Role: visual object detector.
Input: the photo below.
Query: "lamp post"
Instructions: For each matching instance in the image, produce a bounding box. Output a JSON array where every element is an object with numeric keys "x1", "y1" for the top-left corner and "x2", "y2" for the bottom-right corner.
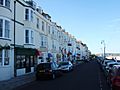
[{"x1": 101, "y1": 40, "x2": 106, "y2": 59}]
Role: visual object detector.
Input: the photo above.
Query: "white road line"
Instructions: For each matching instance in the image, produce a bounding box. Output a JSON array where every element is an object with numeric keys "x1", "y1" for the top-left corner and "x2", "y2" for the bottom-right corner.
[{"x1": 98, "y1": 71, "x2": 103, "y2": 90}]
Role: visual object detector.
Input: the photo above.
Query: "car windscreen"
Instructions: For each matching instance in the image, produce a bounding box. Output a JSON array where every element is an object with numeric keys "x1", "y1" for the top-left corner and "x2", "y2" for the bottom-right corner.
[{"x1": 37, "y1": 63, "x2": 51, "y2": 70}]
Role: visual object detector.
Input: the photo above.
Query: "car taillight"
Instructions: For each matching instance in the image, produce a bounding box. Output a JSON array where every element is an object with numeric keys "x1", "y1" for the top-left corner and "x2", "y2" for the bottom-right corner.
[
  {"x1": 49, "y1": 70, "x2": 52, "y2": 72},
  {"x1": 113, "y1": 76, "x2": 120, "y2": 86}
]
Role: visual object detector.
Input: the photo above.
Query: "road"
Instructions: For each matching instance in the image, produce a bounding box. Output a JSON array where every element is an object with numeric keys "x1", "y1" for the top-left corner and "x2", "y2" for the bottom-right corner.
[{"x1": 14, "y1": 60, "x2": 111, "y2": 90}]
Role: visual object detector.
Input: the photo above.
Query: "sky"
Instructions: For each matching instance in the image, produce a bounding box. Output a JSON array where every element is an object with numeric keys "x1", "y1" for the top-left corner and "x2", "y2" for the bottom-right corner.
[{"x1": 34, "y1": 0, "x2": 120, "y2": 54}]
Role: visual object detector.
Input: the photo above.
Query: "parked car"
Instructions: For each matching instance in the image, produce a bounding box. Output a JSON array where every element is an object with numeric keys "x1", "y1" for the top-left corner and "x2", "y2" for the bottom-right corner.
[
  {"x1": 107, "y1": 65, "x2": 120, "y2": 90},
  {"x1": 36, "y1": 62, "x2": 62, "y2": 80},
  {"x1": 58, "y1": 61, "x2": 73, "y2": 72},
  {"x1": 104, "y1": 62, "x2": 118, "y2": 77}
]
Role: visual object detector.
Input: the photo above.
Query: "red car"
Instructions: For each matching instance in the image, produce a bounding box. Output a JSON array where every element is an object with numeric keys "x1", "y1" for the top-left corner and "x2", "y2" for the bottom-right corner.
[{"x1": 108, "y1": 65, "x2": 120, "y2": 90}]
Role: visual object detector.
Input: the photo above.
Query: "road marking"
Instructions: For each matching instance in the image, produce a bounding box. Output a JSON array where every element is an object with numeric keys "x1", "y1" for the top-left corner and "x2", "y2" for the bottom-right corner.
[{"x1": 98, "y1": 71, "x2": 103, "y2": 90}]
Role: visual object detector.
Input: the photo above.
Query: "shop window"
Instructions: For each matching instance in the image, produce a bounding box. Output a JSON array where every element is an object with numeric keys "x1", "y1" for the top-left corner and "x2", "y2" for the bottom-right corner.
[
  {"x1": 16, "y1": 55, "x2": 25, "y2": 69},
  {"x1": 30, "y1": 56, "x2": 34, "y2": 67}
]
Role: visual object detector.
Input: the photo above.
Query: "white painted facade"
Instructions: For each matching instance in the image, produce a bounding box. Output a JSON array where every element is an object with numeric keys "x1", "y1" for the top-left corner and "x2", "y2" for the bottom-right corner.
[{"x1": 0, "y1": 0, "x2": 90, "y2": 81}]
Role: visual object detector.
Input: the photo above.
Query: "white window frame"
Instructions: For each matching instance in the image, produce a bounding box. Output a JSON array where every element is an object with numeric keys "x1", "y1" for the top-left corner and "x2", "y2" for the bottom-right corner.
[
  {"x1": 48, "y1": 25, "x2": 50, "y2": 34},
  {"x1": 42, "y1": 21, "x2": 44, "y2": 31},
  {"x1": 25, "y1": 8, "x2": 29, "y2": 21},
  {"x1": 0, "y1": 17, "x2": 10, "y2": 39},
  {"x1": 36, "y1": 18, "x2": 39, "y2": 29},
  {"x1": 5, "y1": 20, "x2": 10, "y2": 38},
  {"x1": 31, "y1": 30, "x2": 33, "y2": 44},
  {"x1": 0, "y1": 0, "x2": 10, "y2": 8},
  {"x1": 24, "y1": 29, "x2": 34, "y2": 44},
  {"x1": 31, "y1": 10, "x2": 33, "y2": 22},
  {"x1": 40, "y1": 35, "x2": 47, "y2": 47},
  {"x1": 0, "y1": 49, "x2": 10, "y2": 66},
  {"x1": 25, "y1": 8, "x2": 34, "y2": 22},
  {"x1": 41, "y1": 35, "x2": 44, "y2": 47}
]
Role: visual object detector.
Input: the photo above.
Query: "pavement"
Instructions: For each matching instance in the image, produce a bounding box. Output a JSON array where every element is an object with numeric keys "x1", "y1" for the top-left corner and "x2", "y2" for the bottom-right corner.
[{"x1": 0, "y1": 72, "x2": 36, "y2": 90}]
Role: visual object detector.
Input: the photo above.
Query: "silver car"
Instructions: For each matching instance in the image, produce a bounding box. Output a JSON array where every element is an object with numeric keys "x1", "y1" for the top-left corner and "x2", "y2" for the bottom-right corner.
[{"x1": 58, "y1": 61, "x2": 73, "y2": 72}]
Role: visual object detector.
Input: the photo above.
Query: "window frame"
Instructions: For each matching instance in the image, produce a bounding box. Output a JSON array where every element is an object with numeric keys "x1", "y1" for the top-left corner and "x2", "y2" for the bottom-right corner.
[
  {"x1": 25, "y1": 30, "x2": 29, "y2": 44},
  {"x1": 0, "y1": 18, "x2": 10, "y2": 39},
  {"x1": 0, "y1": 0, "x2": 10, "y2": 9},
  {"x1": 0, "y1": 49, "x2": 10, "y2": 66},
  {"x1": 25, "y1": 29, "x2": 34, "y2": 44},
  {"x1": 36, "y1": 18, "x2": 39, "y2": 29},
  {"x1": 25, "y1": 8, "x2": 34, "y2": 22},
  {"x1": 42, "y1": 21, "x2": 44, "y2": 31},
  {"x1": 25, "y1": 8, "x2": 29, "y2": 21},
  {"x1": 5, "y1": 0, "x2": 10, "y2": 8}
]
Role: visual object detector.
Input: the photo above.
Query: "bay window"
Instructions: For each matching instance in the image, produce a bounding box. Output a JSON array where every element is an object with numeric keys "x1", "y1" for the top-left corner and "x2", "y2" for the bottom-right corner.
[
  {"x1": 31, "y1": 31, "x2": 33, "y2": 43},
  {"x1": 5, "y1": 20, "x2": 10, "y2": 38},
  {"x1": 0, "y1": 50, "x2": 2, "y2": 65},
  {"x1": 0, "y1": 0, "x2": 10, "y2": 8},
  {"x1": 0, "y1": 0, "x2": 3, "y2": 6},
  {"x1": 0, "y1": 19, "x2": 3, "y2": 37},
  {"x1": 5, "y1": 0, "x2": 10, "y2": 8},
  {"x1": 0, "y1": 49, "x2": 10, "y2": 66},
  {"x1": 0, "y1": 18, "x2": 10, "y2": 39}
]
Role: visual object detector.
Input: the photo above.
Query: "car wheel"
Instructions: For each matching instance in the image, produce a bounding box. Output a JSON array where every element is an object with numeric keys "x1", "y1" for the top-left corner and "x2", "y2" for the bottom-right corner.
[{"x1": 52, "y1": 74, "x2": 55, "y2": 79}]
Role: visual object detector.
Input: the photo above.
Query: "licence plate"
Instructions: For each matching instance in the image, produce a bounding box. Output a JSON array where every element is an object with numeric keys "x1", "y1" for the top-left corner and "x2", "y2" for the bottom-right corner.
[{"x1": 39, "y1": 70, "x2": 45, "y2": 72}]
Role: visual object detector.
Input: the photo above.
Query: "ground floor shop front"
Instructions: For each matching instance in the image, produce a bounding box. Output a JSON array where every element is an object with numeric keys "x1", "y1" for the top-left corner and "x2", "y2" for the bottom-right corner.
[{"x1": 0, "y1": 47, "x2": 37, "y2": 81}]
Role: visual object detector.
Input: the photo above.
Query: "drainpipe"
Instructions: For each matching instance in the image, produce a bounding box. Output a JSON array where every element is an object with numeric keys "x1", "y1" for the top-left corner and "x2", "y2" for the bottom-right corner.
[{"x1": 14, "y1": 0, "x2": 16, "y2": 77}]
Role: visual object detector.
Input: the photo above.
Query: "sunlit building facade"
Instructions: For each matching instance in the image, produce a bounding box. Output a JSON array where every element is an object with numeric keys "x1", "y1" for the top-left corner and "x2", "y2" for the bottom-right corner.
[{"x1": 0, "y1": 0, "x2": 90, "y2": 81}]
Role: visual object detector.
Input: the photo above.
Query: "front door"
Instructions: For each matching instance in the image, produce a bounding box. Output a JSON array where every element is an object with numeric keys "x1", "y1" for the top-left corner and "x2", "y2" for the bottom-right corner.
[{"x1": 25, "y1": 56, "x2": 31, "y2": 73}]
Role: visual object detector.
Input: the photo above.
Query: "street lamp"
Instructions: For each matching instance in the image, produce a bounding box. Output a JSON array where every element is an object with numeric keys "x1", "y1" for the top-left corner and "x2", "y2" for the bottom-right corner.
[{"x1": 101, "y1": 40, "x2": 106, "y2": 60}]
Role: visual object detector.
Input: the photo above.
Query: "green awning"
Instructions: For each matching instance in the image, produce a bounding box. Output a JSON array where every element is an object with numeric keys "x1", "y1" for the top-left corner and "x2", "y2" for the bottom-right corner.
[{"x1": 15, "y1": 47, "x2": 36, "y2": 56}]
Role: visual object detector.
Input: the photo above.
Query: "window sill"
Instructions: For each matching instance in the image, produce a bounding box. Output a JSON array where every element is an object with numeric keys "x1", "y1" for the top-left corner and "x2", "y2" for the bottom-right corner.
[
  {"x1": 24, "y1": 43, "x2": 35, "y2": 46},
  {"x1": 0, "y1": 5, "x2": 12, "y2": 12},
  {"x1": 0, "y1": 37, "x2": 11, "y2": 41}
]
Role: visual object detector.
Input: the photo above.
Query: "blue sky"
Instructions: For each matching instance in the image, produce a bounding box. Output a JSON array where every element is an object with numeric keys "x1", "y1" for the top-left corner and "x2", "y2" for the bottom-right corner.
[{"x1": 34, "y1": 0, "x2": 120, "y2": 54}]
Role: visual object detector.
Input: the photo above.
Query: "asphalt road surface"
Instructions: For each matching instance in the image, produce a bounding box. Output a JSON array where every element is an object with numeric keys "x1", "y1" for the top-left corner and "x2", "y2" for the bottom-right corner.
[{"x1": 14, "y1": 60, "x2": 111, "y2": 90}]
